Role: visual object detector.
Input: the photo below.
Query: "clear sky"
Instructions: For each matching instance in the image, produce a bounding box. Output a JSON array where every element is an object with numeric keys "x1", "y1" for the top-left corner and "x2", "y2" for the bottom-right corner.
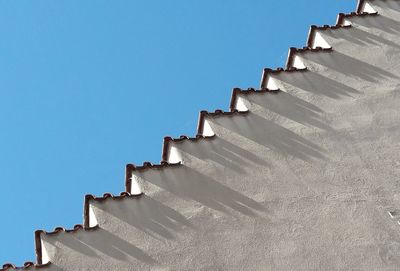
[{"x1": 0, "y1": 0, "x2": 357, "y2": 265}]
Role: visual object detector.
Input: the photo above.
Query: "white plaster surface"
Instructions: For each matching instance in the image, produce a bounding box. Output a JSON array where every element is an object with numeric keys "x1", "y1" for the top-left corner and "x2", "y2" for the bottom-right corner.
[
  {"x1": 312, "y1": 32, "x2": 331, "y2": 49},
  {"x1": 292, "y1": 55, "x2": 307, "y2": 69},
  {"x1": 234, "y1": 96, "x2": 249, "y2": 112},
  {"x1": 23, "y1": 1, "x2": 400, "y2": 270},
  {"x1": 202, "y1": 119, "x2": 216, "y2": 137}
]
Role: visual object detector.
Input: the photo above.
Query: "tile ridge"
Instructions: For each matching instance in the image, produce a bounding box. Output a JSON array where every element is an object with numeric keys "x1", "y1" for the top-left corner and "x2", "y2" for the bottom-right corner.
[
  {"x1": 197, "y1": 109, "x2": 249, "y2": 135},
  {"x1": 83, "y1": 192, "x2": 143, "y2": 228},
  {"x1": 126, "y1": 161, "x2": 181, "y2": 172},
  {"x1": 286, "y1": 46, "x2": 333, "y2": 70},
  {"x1": 336, "y1": 11, "x2": 378, "y2": 26},
  {"x1": 1, "y1": 262, "x2": 51, "y2": 271},
  {"x1": 307, "y1": 24, "x2": 351, "y2": 49},
  {"x1": 229, "y1": 88, "x2": 279, "y2": 111},
  {"x1": 35, "y1": 191, "x2": 143, "y2": 265},
  {"x1": 35, "y1": 224, "x2": 92, "y2": 236},
  {"x1": 125, "y1": 162, "x2": 181, "y2": 193},
  {"x1": 161, "y1": 134, "x2": 216, "y2": 162},
  {"x1": 260, "y1": 67, "x2": 307, "y2": 90},
  {"x1": 34, "y1": 225, "x2": 98, "y2": 265},
  {"x1": 306, "y1": 11, "x2": 378, "y2": 48}
]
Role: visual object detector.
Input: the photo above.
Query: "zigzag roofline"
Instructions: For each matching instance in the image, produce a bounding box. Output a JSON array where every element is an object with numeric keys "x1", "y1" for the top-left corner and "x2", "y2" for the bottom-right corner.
[
  {"x1": 306, "y1": 11, "x2": 378, "y2": 48},
  {"x1": 34, "y1": 225, "x2": 98, "y2": 265},
  {"x1": 261, "y1": 11, "x2": 379, "y2": 90},
  {"x1": 1, "y1": 0, "x2": 385, "y2": 269},
  {"x1": 34, "y1": 192, "x2": 144, "y2": 266}
]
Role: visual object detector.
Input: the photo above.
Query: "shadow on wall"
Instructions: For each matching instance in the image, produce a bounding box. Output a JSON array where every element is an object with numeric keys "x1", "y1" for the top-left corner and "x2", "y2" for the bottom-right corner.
[
  {"x1": 36, "y1": 264, "x2": 64, "y2": 271},
  {"x1": 95, "y1": 195, "x2": 193, "y2": 240},
  {"x1": 277, "y1": 70, "x2": 359, "y2": 99},
  {"x1": 212, "y1": 112, "x2": 326, "y2": 162},
  {"x1": 377, "y1": 0, "x2": 400, "y2": 12},
  {"x1": 178, "y1": 136, "x2": 269, "y2": 174},
  {"x1": 327, "y1": 26, "x2": 400, "y2": 50},
  {"x1": 305, "y1": 50, "x2": 399, "y2": 83},
  {"x1": 45, "y1": 227, "x2": 158, "y2": 267},
  {"x1": 373, "y1": 0, "x2": 400, "y2": 18},
  {"x1": 246, "y1": 91, "x2": 333, "y2": 131},
  {"x1": 138, "y1": 165, "x2": 266, "y2": 217},
  {"x1": 360, "y1": 9, "x2": 400, "y2": 33}
]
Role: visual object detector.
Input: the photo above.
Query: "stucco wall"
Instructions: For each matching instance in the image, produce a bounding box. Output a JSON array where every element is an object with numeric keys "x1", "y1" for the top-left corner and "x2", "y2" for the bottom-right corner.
[{"x1": 13, "y1": 0, "x2": 400, "y2": 270}]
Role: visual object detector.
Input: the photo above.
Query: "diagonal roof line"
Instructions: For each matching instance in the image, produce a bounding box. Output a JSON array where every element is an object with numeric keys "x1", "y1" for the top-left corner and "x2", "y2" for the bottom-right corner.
[{"x1": 1, "y1": 0, "x2": 385, "y2": 268}]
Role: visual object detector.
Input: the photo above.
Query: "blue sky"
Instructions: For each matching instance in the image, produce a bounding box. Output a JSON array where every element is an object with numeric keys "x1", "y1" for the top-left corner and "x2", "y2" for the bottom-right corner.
[{"x1": 0, "y1": 0, "x2": 357, "y2": 265}]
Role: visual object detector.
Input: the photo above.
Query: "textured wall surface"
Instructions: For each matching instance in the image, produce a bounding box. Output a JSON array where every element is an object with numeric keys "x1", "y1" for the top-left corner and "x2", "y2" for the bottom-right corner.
[{"x1": 5, "y1": 0, "x2": 400, "y2": 270}]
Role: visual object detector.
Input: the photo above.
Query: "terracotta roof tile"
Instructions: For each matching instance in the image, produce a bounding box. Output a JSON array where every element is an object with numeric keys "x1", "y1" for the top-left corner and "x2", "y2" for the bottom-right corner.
[
  {"x1": 337, "y1": 11, "x2": 378, "y2": 26},
  {"x1": 1, "y1": 262, "x2": 51, "y2": 271}
]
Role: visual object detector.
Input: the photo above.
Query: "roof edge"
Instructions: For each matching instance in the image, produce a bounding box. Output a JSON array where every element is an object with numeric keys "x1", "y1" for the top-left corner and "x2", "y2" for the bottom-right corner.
[
  {"x1": 197, "y1": 109, "x2": 249, "y2": 135},
  {"x1": 161, "y1": 135, "x2": 215, "y2": 162},
  {"x1": 1, "y1": 262, "x2": 51, "y2": 271},
  {"x1": 260, "y1": 67, "x2": 307, "y2": 90},
  {"x1": 34, "y1": 225, "x2": 99, "y2": 265},
  {"x1": 337, "y1": 11, "x2": 378, "y2": 25},
  {"x1": 229, "y1": 88, "x2": 279, "y2": 111},
  {"x1": 84, "y1": 192, "x2": 143, "y2": 228},
  {"x1": 35, "y1": 192, "x2": 143, "y2": 265},
  {"x1": 306, "y1": 24, "x2": 351, "y2": 48},
  {"x1": 125, "y1": 162, "x2": 181, "y2": 192},
  {"x1": 286, "y1": 47, "x2": 333, "y2": 70}
]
